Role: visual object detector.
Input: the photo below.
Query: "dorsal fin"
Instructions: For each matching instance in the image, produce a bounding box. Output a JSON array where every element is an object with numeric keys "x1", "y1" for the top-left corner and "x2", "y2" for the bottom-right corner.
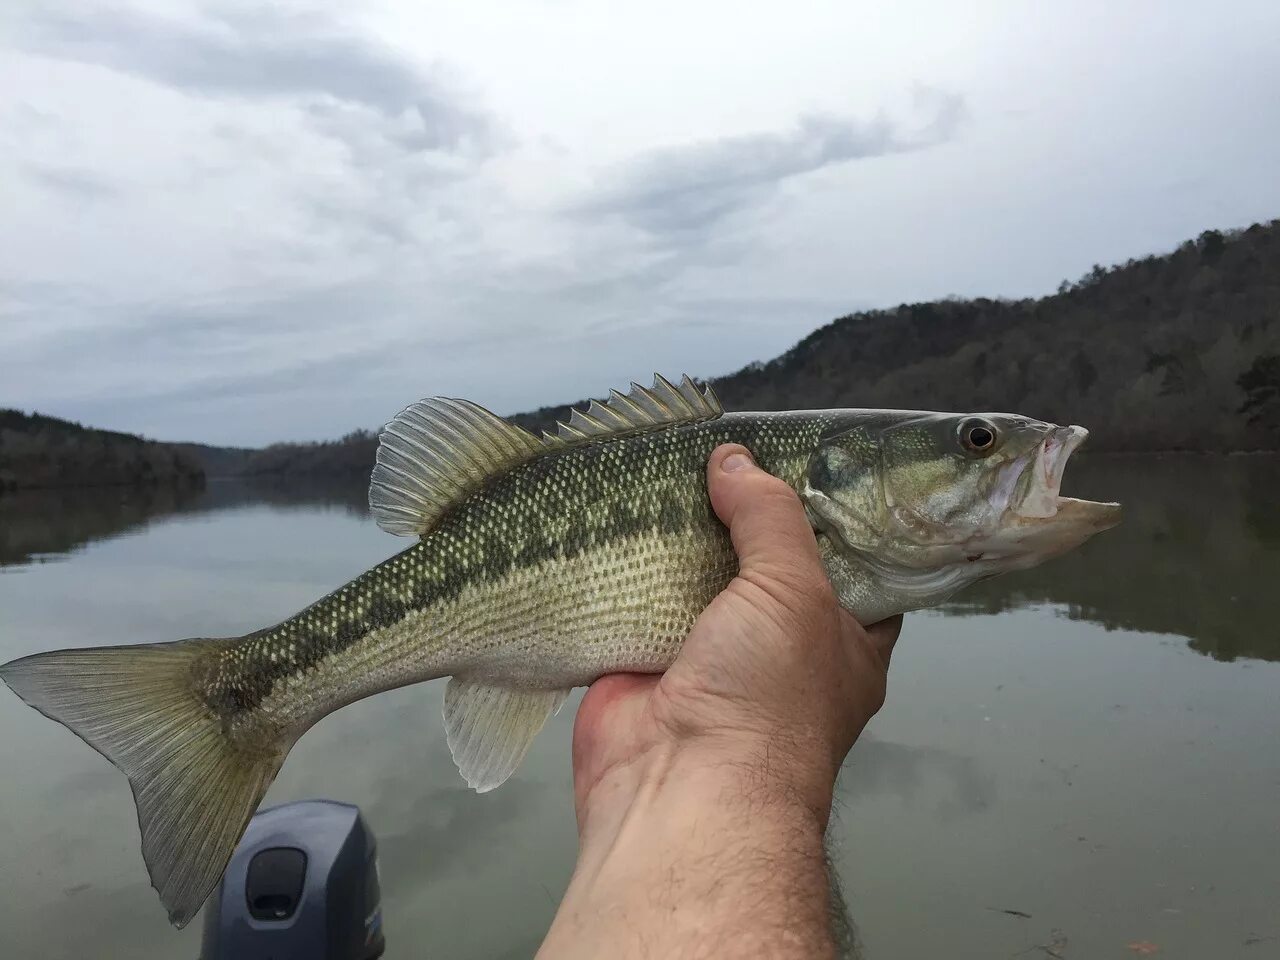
[
  {"x1": 369, "y1": 375, "x2": 723, "y2": 537},
  {"x1": 547, "y1": 374, "x2": 722, "y2": 444},
  {"x1": 369, "y1": 398, "x2": 546, "y2": 536}
]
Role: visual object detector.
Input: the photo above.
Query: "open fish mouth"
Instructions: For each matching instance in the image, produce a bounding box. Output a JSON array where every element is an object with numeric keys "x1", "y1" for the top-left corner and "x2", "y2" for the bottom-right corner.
[
  {"x1": 1010, "y1": 425, "x2": 1121, "y2": 528},
  {"x1": 1017, "y1": 425, "x2": 1088, "y2": 518}
]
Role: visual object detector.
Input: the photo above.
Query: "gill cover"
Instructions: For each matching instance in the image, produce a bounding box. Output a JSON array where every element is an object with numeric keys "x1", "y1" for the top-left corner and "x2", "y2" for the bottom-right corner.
[{"x1": 802, "y1": 420, "x2": 980, "y2": 610}]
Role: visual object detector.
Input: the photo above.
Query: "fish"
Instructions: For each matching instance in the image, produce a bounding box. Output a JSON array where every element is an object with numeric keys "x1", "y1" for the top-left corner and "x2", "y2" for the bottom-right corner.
[{"x1": 0, "y1": 374, "x2": 1120, "y2": 926}]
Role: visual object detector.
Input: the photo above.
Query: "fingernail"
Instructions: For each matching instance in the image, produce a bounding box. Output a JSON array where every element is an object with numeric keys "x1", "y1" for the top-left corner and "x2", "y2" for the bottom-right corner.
[{"x1": 721, "y1": 451, "x2": 754, "y2": 473}]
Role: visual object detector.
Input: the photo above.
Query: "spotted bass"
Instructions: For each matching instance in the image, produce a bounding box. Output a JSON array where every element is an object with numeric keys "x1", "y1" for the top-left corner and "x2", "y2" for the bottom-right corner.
[{"x1": 0, "y1": 375, "x2": 1120, "y2": 926}]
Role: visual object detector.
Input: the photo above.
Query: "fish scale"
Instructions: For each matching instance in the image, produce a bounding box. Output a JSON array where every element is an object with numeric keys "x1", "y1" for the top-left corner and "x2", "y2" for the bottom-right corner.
[
  {"x1": 212, "y1": 411, "x2": 828, "y2": 725},
  {"x1": 0, "y1": 374, "x2": 1120, "y2": 927}
]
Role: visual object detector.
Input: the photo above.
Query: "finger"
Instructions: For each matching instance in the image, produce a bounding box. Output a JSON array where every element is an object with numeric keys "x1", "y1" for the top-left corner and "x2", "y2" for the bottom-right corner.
[
  {"x1": 864, "y1": 614, "x2": 903, "y2": 666},
  {"x1": 572, "y1": 673, "x2": 656, "y2": 828},
  {"x1": 573, "y1": 674, "x2": 654, "y2": 772},
  {"x1": 706, "y1": 444, "x2": 826, "y2": 590},
  {"x1": 573, "y1": 675, "x2": 655, "y2": 783}
]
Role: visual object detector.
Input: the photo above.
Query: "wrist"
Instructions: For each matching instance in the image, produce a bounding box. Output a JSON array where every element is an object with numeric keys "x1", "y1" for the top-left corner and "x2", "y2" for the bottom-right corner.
[
  {"x1": 542, "y1": 738, "x2": 838, "y2": 959},
  {"x1": 584, "y1": 732, "x2": 838, "y2": 841}
]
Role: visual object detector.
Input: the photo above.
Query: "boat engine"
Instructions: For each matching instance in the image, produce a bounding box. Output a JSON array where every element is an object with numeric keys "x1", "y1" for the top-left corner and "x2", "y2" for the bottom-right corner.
[{"x1": 200, "y1": 799, "x2": 384, "y2": 960}]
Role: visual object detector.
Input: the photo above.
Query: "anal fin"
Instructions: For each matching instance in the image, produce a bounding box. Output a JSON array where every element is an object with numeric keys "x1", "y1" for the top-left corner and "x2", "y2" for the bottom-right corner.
[{"x1": 443, "y1": 679, "x2": 570, "y2": 793}]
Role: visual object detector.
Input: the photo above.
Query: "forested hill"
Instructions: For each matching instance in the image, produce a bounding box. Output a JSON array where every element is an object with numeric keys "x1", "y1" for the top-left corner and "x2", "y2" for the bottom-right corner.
[
  {"x1": 517, "y1": 219, "x2": 1280, "y2": 452},
  {"x1": 10, "y1": 217, "x2": 1280, "y2": 490},
  {"x1": 0, "y1": 410, "x2": 204, "y2": 490}
]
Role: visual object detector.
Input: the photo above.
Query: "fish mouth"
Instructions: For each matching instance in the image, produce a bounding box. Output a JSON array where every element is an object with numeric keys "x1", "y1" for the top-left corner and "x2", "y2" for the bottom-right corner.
[{"x1": 1011, "y1": 425, "x2": 1121, "y2": 529}]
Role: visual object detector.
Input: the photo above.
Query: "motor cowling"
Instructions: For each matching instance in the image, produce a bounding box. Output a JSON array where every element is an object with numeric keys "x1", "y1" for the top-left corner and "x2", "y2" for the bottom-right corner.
[{"x1": 200, "y1": 799, "x2": 384, "y2": 960}]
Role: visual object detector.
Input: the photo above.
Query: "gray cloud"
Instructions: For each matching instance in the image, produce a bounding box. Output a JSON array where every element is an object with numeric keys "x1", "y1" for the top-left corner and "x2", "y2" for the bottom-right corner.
[
  {"x1": 573, "y1": 90, "x2": 965, "y2": 241},
  {"x1": 5, "y1": 1, "x2": 508, "y2": 337},
  {"x1": 6, "y1": 0, "x2": 1278, "y2": 451},
  {"x1": 23, "y1": 163, "x2": 121, "y2": 201},
  {"x1": 5, "y1": 280, "x2": 404, "y2": 401},
  {"x1": 21, "y1": 2, "x2": 495, "y2": 156}
]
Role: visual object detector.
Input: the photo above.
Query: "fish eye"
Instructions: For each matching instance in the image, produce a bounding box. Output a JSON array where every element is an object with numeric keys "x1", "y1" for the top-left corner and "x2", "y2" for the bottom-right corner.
[{"x1": 960, "y1": 419, "x2": 998, "y2": 455}]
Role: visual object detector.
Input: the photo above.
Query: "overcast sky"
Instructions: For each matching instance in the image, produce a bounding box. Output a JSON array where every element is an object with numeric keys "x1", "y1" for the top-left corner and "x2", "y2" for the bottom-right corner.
[{"x1": 3, "y1": 0, "x2": 1279, "y2": 446}]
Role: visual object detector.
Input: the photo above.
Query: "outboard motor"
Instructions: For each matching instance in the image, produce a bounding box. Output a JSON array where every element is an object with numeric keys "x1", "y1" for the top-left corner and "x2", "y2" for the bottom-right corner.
[{"x1": 200, "y1": 799, "x2": 385, "y2": 960}]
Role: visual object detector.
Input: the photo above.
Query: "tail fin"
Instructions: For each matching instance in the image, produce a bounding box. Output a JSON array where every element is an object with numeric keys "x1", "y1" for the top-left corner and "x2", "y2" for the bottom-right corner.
[{"x1": 0, "y1": 639, "x2": 287, "y2": 928}]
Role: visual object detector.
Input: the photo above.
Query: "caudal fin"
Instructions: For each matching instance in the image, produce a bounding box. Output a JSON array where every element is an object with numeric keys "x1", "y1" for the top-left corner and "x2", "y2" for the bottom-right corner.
[{"x1": 0, "y1": 639, "x2": 287, "y2": 927}]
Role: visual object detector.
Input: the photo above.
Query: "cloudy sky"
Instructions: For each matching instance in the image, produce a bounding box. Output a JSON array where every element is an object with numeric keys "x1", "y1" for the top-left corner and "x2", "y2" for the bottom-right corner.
[{"x1": 3, "y1": 0, "x2": 1278, "y2": 446}]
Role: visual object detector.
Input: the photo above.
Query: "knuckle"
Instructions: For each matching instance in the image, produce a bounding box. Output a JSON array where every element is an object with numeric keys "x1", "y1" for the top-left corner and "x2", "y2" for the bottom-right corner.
[
  {"x1": 739, "y1": 554, "x2": 797, "y2": 596},
  {"x1": 731, "y1": 569, "x2": 797, "y2": 622},
  {"x1": 780, "y1": 567, "x2": 836, "y2": 609},
  {"x1": 735, "y1": 564, "x2": 839, "y2": 634},
  {"x1": 754, "y1": 473, "x2": 802, "y2": 507},
  {"x1": 747, "y1": 485, "x2": 812, "y2": 541}
]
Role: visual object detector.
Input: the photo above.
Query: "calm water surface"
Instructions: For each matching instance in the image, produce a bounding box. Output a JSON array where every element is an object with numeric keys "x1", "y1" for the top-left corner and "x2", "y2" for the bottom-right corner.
[{"x1": 1, "y1": 457, "x2": 1277, "y2": 959}]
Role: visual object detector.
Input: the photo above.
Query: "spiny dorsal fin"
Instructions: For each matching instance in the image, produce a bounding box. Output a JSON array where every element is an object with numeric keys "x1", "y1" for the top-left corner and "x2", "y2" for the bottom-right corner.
[
  {"x1": 369, "y1": 398, "x2": 546, "y2": 536},
  {"x1": 547, "y1": 373, "x2": 722, "y2": 444},
  {"x1": 369, "y1": 375, "x2": 722, "y2": 537}
]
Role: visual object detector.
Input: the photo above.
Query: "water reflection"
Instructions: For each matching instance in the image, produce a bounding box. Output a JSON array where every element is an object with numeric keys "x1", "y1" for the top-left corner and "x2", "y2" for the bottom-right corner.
[
  {"x1": 0, "y1": 476, "x2": 369, "y2": 567},
  {"x1": 944, "y1": 454, "x2": 1280, "y2": 662},
  {"x1": 2, "y1": 460, "x2": 1278, "y2": 959},
  {"x1": 2, "y1": 456, "x2": 1277, "y2": 661},
  {"x1": 840, "y1": 738, "x2": 995, "y2": 820},
  {"x1": 0, "y1": 483, "x2": 205, "y2": 566}
]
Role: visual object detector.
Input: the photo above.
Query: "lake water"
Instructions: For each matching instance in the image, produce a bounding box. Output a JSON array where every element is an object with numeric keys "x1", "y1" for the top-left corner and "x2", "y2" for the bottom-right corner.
[{"x1": 1, "y1": 457, "x2": 1277, "y2": 959}]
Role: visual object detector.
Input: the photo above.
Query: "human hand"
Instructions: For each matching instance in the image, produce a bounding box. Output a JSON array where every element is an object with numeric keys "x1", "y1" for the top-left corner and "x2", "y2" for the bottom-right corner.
[
  {"x1": 572, "y1": 442, "x2": 901, "y2": 833},
  {"x1": 539, "y1": 444, "x2": 901, "y2": 959}
]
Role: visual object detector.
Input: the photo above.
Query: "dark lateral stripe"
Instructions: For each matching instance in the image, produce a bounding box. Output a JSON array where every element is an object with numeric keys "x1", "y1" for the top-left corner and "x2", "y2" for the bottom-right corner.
[{"x1": 203, "y1": 412, "x2": 833, "y2": 715}]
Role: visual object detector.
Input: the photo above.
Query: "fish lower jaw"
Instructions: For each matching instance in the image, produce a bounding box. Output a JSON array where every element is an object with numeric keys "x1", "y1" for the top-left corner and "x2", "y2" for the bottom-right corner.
[
  {"x1": 1050, "y1": 496, "x2": 1123, "y2": 529},
  {"x1": 961, "y1": 496, "x2": 1121, "y2": 567},
  {"x1": 1013, "y1": 496, "x2": 1059, "y2": 520},
  {"x1": 1000, "y1": 497, "x2": 1120, "y2": 536}
]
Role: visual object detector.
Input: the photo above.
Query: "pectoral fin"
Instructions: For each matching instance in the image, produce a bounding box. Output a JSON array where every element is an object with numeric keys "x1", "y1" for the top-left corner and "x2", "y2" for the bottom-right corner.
[{"x1": 443, "y1": 679, "x2": 570, "y2": 792}]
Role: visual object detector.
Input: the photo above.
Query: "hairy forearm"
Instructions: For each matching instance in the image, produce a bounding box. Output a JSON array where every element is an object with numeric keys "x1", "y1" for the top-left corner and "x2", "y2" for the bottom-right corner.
[{"x1": 539, "y1": 744, "x2": 840, "y2": 959}]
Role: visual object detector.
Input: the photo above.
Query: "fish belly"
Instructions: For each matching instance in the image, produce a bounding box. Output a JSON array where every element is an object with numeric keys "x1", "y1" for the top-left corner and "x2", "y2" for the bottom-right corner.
[{"x1": 425, "y1": 525, "x2": 737, "y2": 689}]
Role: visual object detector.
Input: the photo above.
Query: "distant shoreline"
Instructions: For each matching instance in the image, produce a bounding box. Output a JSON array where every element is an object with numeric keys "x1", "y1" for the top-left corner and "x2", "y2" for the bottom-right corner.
[
  {"x1": 5, "y1": 448, "x2": 1277, "y2": 496},
  {"x1": 0, "y1": 475, "x2": 206, "y2": 495}
]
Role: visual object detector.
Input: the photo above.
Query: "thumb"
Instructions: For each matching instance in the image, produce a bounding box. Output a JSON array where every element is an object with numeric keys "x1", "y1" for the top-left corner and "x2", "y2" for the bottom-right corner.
[{"x1": 706, "y1": 444, "x2": 827, "y2": 594}]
